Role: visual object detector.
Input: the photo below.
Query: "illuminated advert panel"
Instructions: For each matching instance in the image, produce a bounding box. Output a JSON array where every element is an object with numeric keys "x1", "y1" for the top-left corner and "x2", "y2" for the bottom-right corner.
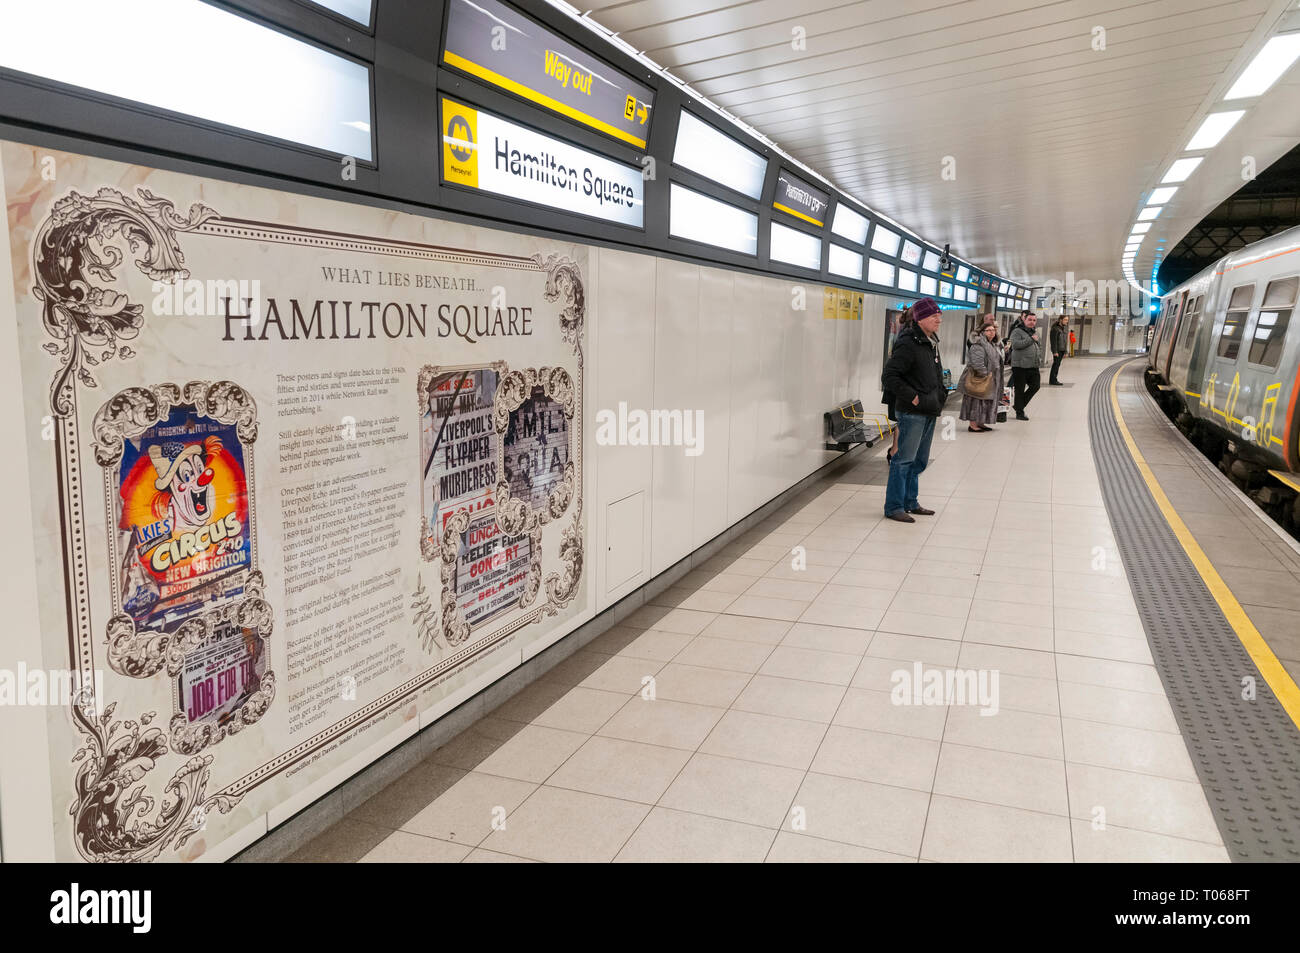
[
  {"x1": 0, "y1": 0, "x2": 374, "y2": 160},
  {"x1": 770, "y1": 221, "x2": 822, "y2": 270},
  {"x1": 673, "y1": 111, "x2": 767, "y2": 199},
  {"x1": 669, "y1": 183, "x2": 757, "y2": 255},
  {"x1": 441, "y1": 97, "x2": 644, "y2": 227},
  {"x1": 442, "y1": 0, "x2": 655, "y2": 149},
  {"x1": 773, "y1": 169, "x2": 830, "y2": 227},
  {"x1": 831, "y1": 202, "x2": 869, "y2": 245}
]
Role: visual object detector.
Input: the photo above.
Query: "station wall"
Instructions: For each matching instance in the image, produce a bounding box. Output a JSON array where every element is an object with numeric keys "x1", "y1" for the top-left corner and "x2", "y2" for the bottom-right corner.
[{"x1": 0, "y1": 138, "x2": 891, "y2": 862}]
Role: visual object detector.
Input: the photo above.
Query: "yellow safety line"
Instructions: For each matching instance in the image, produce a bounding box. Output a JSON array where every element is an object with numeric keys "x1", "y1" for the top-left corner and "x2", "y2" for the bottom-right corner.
[
  {"x1": 443, "y1": 51, "x2": 648, "y2": 149},
  {"x1": 1110, "y1": 366, "x2": 1300, "y2": 728}
]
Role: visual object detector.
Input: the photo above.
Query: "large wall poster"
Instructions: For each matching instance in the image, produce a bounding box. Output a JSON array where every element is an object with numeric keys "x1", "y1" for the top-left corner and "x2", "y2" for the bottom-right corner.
[{"x1": 1, "y1": 140, "x2": 591, "y2": 862}]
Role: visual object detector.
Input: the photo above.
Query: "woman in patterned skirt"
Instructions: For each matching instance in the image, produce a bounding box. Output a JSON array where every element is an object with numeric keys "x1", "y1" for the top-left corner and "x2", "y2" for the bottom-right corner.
[{"x1": 958, "y1": 317, "x2": 1003, "y2": 432}]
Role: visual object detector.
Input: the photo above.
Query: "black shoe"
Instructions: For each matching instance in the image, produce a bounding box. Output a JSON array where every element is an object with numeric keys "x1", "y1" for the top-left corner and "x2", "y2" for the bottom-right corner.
[
  {"x1": 1048, "y1": 381, "x2": 1063, "y2": 386},
  {"x1": 885, "y1": 511, "x2": 915, "y2": 523},
  {"x1": 906, "y1": 506, "x2": 935, "y2": 516},
  {"x1": 1015, "y1": 412, "x2": 1029, "y2": 421}
]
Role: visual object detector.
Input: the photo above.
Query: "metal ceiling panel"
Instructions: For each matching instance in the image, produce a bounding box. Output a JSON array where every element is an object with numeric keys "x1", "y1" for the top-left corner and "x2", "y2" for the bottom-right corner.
[{"x1": 565, "y1": 0, "x2": 1300, "y2": 286}]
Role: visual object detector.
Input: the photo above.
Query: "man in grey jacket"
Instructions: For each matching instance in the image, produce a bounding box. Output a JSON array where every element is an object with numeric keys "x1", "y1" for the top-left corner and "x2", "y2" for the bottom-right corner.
[{"x1": 1009, "y1": 311, "x2": 1041, "y2": 421}]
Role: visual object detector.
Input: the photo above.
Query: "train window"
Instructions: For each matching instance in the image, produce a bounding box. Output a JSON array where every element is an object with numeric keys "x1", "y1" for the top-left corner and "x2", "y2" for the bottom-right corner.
[
  {"x1": 1217, "y1": 284, "x2": 1255, "y2": 360},
  {"x1": 1177, "y1": 296, "x2": 1201, "y2": 349},
  {"x1": 1248, "y1": 277, "x2": 1297, "y2": 369}
]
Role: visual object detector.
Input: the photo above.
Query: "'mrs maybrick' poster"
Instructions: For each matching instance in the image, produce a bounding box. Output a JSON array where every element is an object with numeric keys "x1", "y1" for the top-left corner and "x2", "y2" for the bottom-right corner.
[{"x1": 0, "y1": 141, "x2": 591, "y2": 862}]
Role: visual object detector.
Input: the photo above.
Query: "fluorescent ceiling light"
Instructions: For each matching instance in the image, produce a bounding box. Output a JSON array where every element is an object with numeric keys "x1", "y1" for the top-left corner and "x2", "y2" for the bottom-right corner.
[
  {"x1": 1137, "y1": 206, "x2": 1162, "y2": 221},
  {"x1": 1162, "y1": 157, "x2": 1203, "y2": 183},
  {"x1": 1186, "y1": 111, "x2": 1245, "y2": 150},
  {"x1": 1132, "y1": 223, "x2": 1152, "y2": 234},
  {"x1": 1148, "y1": 187, "x2": 1178, "y2": 204},
  {"x1": 1224, "y1": 33, "x2": 1300, "y2": 100}
]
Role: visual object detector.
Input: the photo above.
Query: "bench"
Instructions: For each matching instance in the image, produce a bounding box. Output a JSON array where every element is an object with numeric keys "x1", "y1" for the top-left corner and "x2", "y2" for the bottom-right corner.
[{"x1": 824, "y1": 399, "x2": 891, "y2": 451}]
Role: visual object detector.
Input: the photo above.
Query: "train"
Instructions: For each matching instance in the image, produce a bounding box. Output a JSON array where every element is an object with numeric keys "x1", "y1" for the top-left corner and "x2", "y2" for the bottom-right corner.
[{"x1": 1145, "y1": 223, "x2": 1300, "y2": 532}]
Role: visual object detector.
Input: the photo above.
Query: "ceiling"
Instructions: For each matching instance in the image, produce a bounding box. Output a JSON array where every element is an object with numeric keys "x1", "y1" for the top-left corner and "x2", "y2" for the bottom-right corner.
[{"x1": 568, "y1": 0, "x2": 1300, "y2": 288}]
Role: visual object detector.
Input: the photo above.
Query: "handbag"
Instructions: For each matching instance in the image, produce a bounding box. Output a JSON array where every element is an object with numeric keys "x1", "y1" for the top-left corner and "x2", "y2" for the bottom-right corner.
[
  {"x1": 962, "y1": 368, "x2": 995, "y2": 399},
  {"x1": 960, "y1": 339, "x2": 996, "y2": 399}
]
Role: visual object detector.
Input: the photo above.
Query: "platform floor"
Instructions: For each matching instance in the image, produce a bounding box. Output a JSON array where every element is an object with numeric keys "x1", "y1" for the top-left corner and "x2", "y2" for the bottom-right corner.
[{"x1": 289, "y1": 356, "x2": 1239, "y2": 863}]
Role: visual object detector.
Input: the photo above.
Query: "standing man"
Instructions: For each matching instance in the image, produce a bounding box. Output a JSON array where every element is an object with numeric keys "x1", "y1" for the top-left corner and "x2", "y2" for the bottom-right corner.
[
  {"x1": 881, "y1": 297, "x2": 947, "y2": 523},
  {"x1": 1049, "y1": 315, "x2": 1069, "y2": 385},
  {"x1": 1009, "y1": 310, "x2": 1042, "y2": 420}
]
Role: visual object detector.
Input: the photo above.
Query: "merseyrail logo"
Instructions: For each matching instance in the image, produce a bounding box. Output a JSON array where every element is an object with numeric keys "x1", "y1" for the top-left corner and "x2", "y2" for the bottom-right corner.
[{"x1": 442, "y1": 101, "x2": 478, "y2": 187}]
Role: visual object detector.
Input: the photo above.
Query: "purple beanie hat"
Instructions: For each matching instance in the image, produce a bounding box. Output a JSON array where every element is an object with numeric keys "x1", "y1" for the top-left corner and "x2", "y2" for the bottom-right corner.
[{"x1": 912, "y1": 297, "x2": 941, "y2": 320}]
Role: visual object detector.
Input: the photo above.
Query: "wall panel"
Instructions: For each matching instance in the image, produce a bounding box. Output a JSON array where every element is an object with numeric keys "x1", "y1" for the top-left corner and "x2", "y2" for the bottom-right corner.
[
  {"x1": 593, "y1": 247, "x2": 656, "y2": 608},
  {"x1": 692, "y1": 267, "x2": 734, "y2": 546},
  {"x1": 650, "y1": 259, "x2": 700, "y2": 574}
]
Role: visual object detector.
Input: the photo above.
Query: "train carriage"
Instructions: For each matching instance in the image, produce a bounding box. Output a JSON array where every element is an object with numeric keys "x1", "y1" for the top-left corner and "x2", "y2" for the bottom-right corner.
[{"x1": 1146, "y1": 225, "x2": 1300, "y2": 528}]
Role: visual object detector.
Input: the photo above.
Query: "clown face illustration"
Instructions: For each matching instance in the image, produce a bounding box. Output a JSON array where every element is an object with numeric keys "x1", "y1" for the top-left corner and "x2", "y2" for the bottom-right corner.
[{"x1": 149, "y1": 440, "x2": 217, "y2": 533}]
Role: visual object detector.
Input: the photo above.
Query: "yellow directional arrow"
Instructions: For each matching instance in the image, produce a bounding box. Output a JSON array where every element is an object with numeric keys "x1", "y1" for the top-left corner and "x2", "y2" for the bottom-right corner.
[{"x1": 637, "y1": 104, "x2": 649, "y2": 125}]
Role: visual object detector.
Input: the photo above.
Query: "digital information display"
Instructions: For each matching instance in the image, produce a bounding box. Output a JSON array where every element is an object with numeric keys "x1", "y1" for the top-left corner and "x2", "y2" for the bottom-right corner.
[
  {"x1": 442, "y1": 0, "x2": 655, "y2": 149},
  {"x1": 773, "y1": 169, "x2": 830, "y2": 227},
  {"x1": 441, "y1": 97, "x2": 644, "y2": 227}
]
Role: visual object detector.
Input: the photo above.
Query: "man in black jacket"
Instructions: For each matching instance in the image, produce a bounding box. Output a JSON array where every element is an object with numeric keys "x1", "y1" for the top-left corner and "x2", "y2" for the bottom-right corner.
[
  {"x1": 881, "y1": 297, "x2": 947, "y2": 523},
  {"x1": 1049, "y1": 315, "x2": 1068, "y2": 385}
]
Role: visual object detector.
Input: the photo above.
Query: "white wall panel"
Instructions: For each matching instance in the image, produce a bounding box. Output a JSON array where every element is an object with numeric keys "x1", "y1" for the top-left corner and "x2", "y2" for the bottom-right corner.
[
  {"x1": 727, "y1": 272, "x2": 765, "y2": 523},
  {"x1": 760, "y1": 277, "x2": 790, "y2": 503},
  {"x1": 692, "y1": 267, "x2": 734, "y2": 546},
  {"x1": 778, "y1": 278, "x2": 806, "y2": 489},
  {"x1": 802, "y1": 291, "x2": 832, "y2": 478},
  {"x1": 591, "y1": 251, "x2": 890, "y2": 587},
  {"x1": 650, "y1": 258, "x2": 700, "y2": 574},
  {"x1": 592, "y1": 248, "x2": 656, "y2": 608}
]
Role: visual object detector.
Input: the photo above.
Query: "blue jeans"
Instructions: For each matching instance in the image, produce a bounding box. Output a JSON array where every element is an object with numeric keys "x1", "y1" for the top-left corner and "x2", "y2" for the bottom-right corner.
[{"x1": 885, "y1": 412, "x2": 936, "y2": 516}]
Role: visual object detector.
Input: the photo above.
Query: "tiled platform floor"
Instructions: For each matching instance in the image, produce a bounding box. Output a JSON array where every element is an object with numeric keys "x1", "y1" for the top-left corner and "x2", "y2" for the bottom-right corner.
[{"x1": 289, "y1": 356, "x2": 1228, "y2": 863}]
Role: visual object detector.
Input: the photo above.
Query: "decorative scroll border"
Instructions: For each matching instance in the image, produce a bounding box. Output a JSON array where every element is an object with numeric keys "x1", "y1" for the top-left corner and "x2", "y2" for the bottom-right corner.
[{"x1": 34, "y1": 183, "x2": 587, "y2": 862}]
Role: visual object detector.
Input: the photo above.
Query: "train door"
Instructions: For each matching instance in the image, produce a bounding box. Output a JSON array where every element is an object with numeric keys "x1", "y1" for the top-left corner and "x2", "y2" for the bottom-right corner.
[
  {"x1": 1148, "y1": 299, "x2": 1169, "y2": 368},
  {"x1": 1161, "y1": 290, "x2": 1190, "y2": 379},
  {"x1": 1152, "y1": 295, "x2": 1181, "y2": 376},
  {"x1": 1241, "y1": 276, "x2": 1298, "y2": 461},
  {"x1": 1169, "y1": 293, "x2": 1202, "y2": 391},
  {"x1": 1207, "y1": 283, "x2": 1257, "y2": 435}
]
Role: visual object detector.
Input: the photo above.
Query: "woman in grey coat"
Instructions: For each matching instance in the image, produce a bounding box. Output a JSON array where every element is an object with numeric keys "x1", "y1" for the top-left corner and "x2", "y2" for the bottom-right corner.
[{"x1": 958, "y1": 318, "x2": 1003, "y2": 432}]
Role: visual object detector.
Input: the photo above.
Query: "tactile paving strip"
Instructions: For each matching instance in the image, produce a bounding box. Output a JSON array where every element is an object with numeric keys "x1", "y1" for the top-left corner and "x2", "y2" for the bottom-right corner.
[{"x1": 1090, "y1": 360, "x2": 1300, "y2": 861}]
